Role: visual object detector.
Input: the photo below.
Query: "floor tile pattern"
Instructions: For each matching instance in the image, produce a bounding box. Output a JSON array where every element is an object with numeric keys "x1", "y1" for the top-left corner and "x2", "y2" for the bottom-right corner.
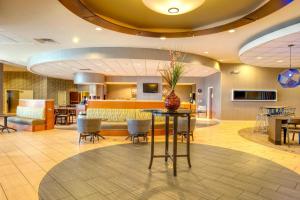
[{"x1": 38, "y1": 143, "x2": 300, "y2": 200}]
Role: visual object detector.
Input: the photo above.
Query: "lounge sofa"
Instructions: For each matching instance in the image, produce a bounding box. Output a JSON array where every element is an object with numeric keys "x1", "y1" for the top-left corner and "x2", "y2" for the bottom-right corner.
[{"x1": 7, "y1": 99, "x2": 54, "y2": 132}]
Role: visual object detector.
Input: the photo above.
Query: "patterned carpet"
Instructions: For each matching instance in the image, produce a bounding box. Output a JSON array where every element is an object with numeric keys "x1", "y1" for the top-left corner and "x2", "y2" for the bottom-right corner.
[{"x1": 239, "y1": 127, "x2": 300, "y2": 155}]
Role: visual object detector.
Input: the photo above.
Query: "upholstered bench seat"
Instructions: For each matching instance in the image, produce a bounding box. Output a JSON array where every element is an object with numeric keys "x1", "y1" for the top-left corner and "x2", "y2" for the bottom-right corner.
[
  {"x1": 8, "y1": 117, "x2": 45, "y2": 126},
  {"x1": 7, "y1": 105, "x2": 47, "y2": 132},
  {"x1": 101, "y1": 121, "x2": 173, "y2": 130}
]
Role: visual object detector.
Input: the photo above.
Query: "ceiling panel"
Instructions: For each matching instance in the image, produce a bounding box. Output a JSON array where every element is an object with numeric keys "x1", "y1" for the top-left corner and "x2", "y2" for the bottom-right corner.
[
  {"x1": 30, "y1": 58, "x2": 218, "y2": 80},
  {"x1": 240, "y1": 31, "x2": 300, "y2": 68}
]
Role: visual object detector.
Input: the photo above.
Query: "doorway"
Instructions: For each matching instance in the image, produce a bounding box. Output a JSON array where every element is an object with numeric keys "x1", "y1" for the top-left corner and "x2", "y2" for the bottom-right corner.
[
  {"x1": 207, "y1": 87, "x2": 213, "y2": 119},
  {"x1": 5, "y1": 90, "x2": 33, "y2": 113},
  {"x1": 6, "y1": 90, "x2": 20, "y2": 113}
]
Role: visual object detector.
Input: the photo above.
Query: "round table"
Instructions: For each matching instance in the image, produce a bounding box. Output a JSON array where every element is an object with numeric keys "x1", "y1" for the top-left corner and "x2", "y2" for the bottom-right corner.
[{"x1": 143, "y1": 109, "x2": 192, "y2": 176}]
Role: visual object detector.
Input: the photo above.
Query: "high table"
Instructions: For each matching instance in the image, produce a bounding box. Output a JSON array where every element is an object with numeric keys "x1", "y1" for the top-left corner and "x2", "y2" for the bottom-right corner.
[
  {"x1": 144, "y1": 109, "x2": 192, "y2": 176},
  {"x1": 268, "y1": 116, "x2": 300, "y2": 145},
  {"x1": 0, "y1": 114, "x2": 17, "y2": 133}
]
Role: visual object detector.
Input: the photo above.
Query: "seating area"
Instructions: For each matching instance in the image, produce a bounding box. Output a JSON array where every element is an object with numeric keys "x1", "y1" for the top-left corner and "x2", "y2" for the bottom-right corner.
[
  {"x1": 1, "y1": 0, "x2": 300, "y2": 199},
  {"x1": 7, "y1": 99, "x2": 54, "y2": 132}
]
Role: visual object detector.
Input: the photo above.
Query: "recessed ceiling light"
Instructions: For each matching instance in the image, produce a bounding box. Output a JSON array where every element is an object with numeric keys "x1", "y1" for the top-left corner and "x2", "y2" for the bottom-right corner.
[
  {"x1": 204, "y1": 51, "x2": 208, "y2": 54},
  {"x1": 168, "y1": 7, "x2": 179, "y2": 14},
  {"x1": 160, "y1": 36, "x2": 166, "y2": 40},
  {"x1": 256, "y1": 57, "x2": 262, "y2": 60},
  {"x1": 95, "y1": 27, "x2": 103, "y2": 31},
  {"x1": 277, "y1": 60, "x2": 283, "y2": 63},
  {"x1": 228, "y1": 29, "x2": 236, "y2": 33},
  {"x1": 72, "y1": 37, "x2": 79, "y2": 44},
  {"x1": 143, "y1": 0, "x2": 205, "y2": 15},
  {"x1": 219, "y1": 59, "x2": 224, "y2": 62}
]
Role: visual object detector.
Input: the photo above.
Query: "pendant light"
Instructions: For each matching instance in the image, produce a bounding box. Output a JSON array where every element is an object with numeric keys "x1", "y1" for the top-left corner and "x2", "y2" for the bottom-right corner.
[{"x1": 277, "y1": 44, "x2": 300, "y2": 88}]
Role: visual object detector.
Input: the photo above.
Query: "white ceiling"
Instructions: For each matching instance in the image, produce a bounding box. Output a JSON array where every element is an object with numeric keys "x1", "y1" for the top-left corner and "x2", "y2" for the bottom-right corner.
[
  {"x1": 30, "y1": 59, "x2": 217, "y2": 80},
  {"x1": 0, "y1": 0, "x2": 300, "y2": 69},
  {"x1": 240, "y1": 23, "x2": 300, "y2": 68}
]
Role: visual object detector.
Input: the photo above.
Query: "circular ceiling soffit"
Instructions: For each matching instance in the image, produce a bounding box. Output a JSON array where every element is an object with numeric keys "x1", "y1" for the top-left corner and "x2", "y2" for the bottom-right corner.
[
  {"x1": 28, "y1": 47, "x2": 220, "y2": 80},
  {"x1": 239, "y1": 22, "x2": 300, "y2": 68},
  {"x1": 58, "y1": 0, "x2": 293, "y2": 38}
]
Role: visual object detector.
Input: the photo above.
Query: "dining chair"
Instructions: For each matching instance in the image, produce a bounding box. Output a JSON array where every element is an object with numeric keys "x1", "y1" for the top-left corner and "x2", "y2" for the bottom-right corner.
[
  {"x1": 281, "y1": 107, "x2": 296, "y2": 144},
  {"x1": 286, "y1": 118, "x2": 300, "y2": 146}
]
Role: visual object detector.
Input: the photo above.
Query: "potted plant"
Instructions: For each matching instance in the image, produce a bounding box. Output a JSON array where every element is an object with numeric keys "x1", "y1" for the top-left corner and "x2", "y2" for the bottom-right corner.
[{"x1": 159, "y1": 51, "x2": 185, "y2": 111}]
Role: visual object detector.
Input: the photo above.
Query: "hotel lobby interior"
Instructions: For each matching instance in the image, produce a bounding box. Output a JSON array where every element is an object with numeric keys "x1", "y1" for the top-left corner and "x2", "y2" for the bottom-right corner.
[{"x1": 1, "y1": 0, "x2": 300, "y2": 199}]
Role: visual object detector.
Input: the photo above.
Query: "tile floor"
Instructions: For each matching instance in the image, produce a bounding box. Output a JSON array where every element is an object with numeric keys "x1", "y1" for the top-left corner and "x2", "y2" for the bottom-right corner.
[{"x1": 0, "y1": 120, "x2": 299, "y2": 199}]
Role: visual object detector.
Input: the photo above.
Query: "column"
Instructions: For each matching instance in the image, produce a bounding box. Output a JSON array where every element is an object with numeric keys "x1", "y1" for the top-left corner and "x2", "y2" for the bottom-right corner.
[{"x1": 0, "y1": 63, "x2": 3, "y2": 114}]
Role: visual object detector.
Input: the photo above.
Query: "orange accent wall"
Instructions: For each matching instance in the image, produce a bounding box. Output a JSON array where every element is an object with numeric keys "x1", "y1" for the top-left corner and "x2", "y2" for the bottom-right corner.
[{"x1": 87, "y1": 100, "x2": 165, "y2": 109}]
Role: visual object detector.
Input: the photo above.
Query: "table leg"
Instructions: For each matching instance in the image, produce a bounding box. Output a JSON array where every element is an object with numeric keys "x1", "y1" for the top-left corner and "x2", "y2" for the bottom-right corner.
[
  {"x1": 148, "y1": 113, "x2": 155, "y2": 169},
  {"x1": 173, "y1": 116, "x2": 178, "y2": 176},
  {"x1": 165, "y1": 116, "x2": 169, "y2": 162},
  {"x1": 4, "y1": 117, "x2": 8, "y2": 127},
  {"x1": 187, "y1": 114, "x2": 192, "y2": 168}
]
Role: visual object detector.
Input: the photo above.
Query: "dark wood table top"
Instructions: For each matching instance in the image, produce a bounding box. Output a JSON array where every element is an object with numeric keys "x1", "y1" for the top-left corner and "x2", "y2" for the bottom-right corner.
[
  {"x1": 143, "y1": 109, "x2": 192, "y2": 116},
  {"x1": 0, "y1": 114, "x2": 16, "y2": 117}
]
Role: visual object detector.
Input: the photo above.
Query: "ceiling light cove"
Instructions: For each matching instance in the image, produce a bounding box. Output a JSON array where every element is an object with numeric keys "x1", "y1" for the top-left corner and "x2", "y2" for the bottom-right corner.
[
  {"x1": 59, "y1": 0, "x2": 293, "y2": 38},
  {"x1": 142, "y1": 0, "x2": 205, "y2": 15}
]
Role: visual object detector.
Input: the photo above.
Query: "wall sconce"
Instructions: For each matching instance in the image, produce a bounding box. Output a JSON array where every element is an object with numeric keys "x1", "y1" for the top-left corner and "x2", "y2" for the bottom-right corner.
[{"x1": 230, "y1": 70, "x2": 240, "y2": 75}]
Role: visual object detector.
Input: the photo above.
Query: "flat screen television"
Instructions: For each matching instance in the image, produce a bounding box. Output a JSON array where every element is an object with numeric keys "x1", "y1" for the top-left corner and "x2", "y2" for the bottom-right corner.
[
  {"x1": 143, "y1": 83, "x2": 158, "y2": 93},
  {"x1": 232, "y1": 89, "x2": 277, "y2": 101}
]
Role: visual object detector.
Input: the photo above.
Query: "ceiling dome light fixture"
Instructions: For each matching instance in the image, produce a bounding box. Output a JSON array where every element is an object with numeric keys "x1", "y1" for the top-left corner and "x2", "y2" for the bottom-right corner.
[
  {"x1": 277, "y1": 44, "x2": 300, "y2": 88},
  {"x1": 142, "y1": 0, "x2": 205, "y2": 15},
  {"x1": 168, "y1": 7, "x2": 179, "y2": 14}
]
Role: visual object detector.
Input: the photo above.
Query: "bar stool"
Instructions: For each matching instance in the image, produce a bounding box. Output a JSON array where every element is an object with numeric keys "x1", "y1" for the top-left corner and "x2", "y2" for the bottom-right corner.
[{"x1": 254, "y1": 107, "x2": 269, "y2": 133}]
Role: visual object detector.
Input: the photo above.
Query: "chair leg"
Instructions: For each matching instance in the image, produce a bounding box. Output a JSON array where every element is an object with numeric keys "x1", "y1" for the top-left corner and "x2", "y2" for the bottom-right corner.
[
  {"x1": 283, "y1": 128, "x2": 287, "y2": 144},
  {"x1": 191, "y1": 132, "x2": 194, "y2": 141},
  {"x1": 287, "y1": 131, "x2": 290, "y2": 147},
  {"x1": 78, "y1": 134, "x2": 81, "y2": 144},
  {"x1": 292, "y1": 133, "x2": 295, "y2": 141}
]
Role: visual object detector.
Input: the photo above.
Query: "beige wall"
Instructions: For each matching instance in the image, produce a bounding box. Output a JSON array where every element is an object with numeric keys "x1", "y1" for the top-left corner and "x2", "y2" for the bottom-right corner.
[
  {"x1": 168, "y1": 85, "x2": 193, "y2": 102},
  {"x1": 203, "y1": 72, "x2": 222, "y2": 119},
  {"x1": 220, "y1": 64, "x2": 300, "y2": 120},
  {"x1": 106, "y1": 84, "x2": 136, "y2": 100}
]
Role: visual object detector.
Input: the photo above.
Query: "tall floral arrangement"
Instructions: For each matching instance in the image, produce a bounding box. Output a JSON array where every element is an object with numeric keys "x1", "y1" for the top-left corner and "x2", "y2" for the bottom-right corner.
[
  {"x1": 159, "y1": 50, "x2": 185, "y2": 111},
  {"x1": 159, "y1": 51, "x2": 185, "y2": 90}
]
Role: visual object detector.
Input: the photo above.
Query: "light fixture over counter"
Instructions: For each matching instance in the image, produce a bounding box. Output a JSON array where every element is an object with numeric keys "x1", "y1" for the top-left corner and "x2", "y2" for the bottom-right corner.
[{"x1": 142, "y1": 0, "x2": 205, "y2": 15}]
